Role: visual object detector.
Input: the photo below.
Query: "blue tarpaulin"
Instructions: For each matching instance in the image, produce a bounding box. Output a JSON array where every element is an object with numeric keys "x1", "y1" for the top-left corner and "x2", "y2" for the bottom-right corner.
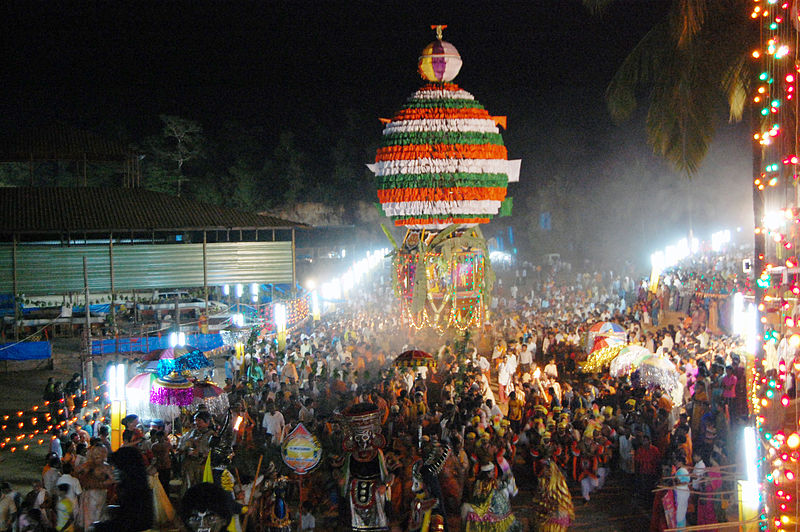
[
  {"x1": 91, "y1": 333, "x2": 224, "y2": 355},
  {"x1": 0, "y1": 341, "x2": 52, "y2": 361}
]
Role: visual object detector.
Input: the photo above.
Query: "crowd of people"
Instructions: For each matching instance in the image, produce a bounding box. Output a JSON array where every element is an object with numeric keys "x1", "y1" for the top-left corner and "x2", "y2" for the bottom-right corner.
[{"x1": 0, "y1": 257, "x2": 761, "y2": 532}]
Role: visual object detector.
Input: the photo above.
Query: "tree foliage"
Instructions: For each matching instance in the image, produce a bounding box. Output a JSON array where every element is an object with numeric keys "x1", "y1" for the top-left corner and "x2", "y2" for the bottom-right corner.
[{"x1": 587, "y1": 0, "x2": 753, "y2": 177}]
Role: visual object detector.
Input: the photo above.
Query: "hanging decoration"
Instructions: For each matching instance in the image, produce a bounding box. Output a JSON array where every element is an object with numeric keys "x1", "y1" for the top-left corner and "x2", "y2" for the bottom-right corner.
[
  {"x1": 369, "y1": 25, "x2": 520, "y2": 331},
  {"x1": 191, "y1": 379, "x2": 230, "y2": 416},
  {"x1": 608, "y1": 345, "x2": 653, "y2": 377},
  {"x1": 635, "y1": 356, "x2": 680, "y2": 393},
  {"x1": 150, "y1": 371, "x2": 194, "y2": 407}
]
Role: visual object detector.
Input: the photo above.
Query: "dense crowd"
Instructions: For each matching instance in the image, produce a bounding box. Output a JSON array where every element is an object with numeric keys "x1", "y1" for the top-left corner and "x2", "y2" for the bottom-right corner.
[{"x1": 0, "y1": 259, "x2": 759, "y2": 532}]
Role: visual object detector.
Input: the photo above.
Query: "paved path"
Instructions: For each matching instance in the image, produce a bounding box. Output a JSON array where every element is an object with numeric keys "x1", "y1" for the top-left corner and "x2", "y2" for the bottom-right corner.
[{"x1": 509, "y1": 463, "x2": 651, "y2": 531}]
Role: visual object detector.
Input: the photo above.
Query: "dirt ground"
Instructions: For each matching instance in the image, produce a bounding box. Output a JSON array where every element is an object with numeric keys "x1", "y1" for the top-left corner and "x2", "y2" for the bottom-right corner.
[{"x1": 0, "y1": 364, "x2": 77, "y2": 491}]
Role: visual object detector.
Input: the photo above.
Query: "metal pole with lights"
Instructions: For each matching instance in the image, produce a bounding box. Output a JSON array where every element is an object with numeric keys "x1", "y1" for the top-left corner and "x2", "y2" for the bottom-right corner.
[
  {"x1": 274, "y1": 303, "x2": 287, "y2": 351},
  {"x1": 307, "y1": 280, "x2": 320, "y2": 322},
  {"x1": 738, "y1": 426, "x2": 762, "y2": 531},
  {"x1": 107, "y1": 363, "x2": 126, "y2": 451}
]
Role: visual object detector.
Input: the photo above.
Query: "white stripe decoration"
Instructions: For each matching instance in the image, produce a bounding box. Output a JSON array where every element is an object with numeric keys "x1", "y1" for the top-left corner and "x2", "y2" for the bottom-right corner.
[
  {"x1": 381, "y1": 200, "x2": 502, "y2": 216},
  {"x1": 410, "y1": 88, "x2": 475, "y2": 100},
  {"x1": 382, "y1": 119, "x2": 500, "y2": 135},
  {"x1": 367, "y1": 158, "x2": 513, "y2": 177}
]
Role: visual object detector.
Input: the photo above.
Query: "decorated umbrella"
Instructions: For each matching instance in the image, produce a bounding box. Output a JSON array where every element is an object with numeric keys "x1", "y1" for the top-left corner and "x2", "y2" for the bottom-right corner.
[
  {"x1": 582, "y1": 336, "x2": 627, "y2": 373},
  {"x1": 585, "y1": 322, "x2": 626, "y2": 353},
  {"x1": 125, "y1": 372, "x2": 181, "y2": 422},
  {"x1": 191, "y1": 379, "x2": 230, "y2": 416},
  {"x1": 609, "y1": 345, "x2": 653, "y2": 377},
  {"x1": 140, "y1": 346, "x2": 214, "y2": 377},
  {"x1": 150, "y1": 371, "x2": 194, "y2": 407},
  {"x1": 394, "y1": 349, "x2": 437, "y2": 369},
  {"x1": 635, "y1": 356, "x2": 681, "y2": 393}
]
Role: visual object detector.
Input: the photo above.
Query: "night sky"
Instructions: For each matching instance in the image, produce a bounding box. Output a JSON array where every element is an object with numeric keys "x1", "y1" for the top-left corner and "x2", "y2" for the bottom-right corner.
[
  {"x1": 0, "y1": 1, "x2": 753, "y2": 266},
  {"x1": 1, "y1": 1, "x2": 665, "y2": 134}
]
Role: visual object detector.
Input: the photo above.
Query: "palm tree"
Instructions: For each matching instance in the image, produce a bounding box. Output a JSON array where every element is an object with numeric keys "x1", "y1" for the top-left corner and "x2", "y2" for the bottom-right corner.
[
  {"x1": 586, "y1": 0, "x2": 752, "y2": 176},
  {"x1": 586, "y1": 0, "x2": 764, "y2": 347}
]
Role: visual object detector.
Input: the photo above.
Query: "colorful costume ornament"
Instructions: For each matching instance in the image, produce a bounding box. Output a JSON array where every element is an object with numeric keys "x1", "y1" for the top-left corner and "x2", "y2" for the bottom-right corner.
[
  {"x1": 408, "y1": 444, "x2": 450, "y2": 532},
  {"x1": 460, "y1": 462, "x2": 521, "y2": 532},
  {"x1": 533, "y1": 460, "x2": 574, "y2": 532},
  {"x1": 340, "y1": 403, "x2": 393, "y2": 532},
  {"x1": 263, "y1": 475, "x2": 292, "y2": 532},
  {"x1": 369, "y1": 26, "x2": 520, "y2": 331}
]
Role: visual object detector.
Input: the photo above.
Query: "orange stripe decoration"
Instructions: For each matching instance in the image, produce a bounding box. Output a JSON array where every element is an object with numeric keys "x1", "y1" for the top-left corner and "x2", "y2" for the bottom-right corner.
[
  {"x1": 395, "y1": 217, "x2": 490, "y2": 226},
  {"x1": 377, "y1": 186, "x2": 507, "y2": 203},
  {"x1": 491, "y1": 116, "x2": 507, "y2": 129},
  {"x1": 392, "y1": 108, "x2": 492, "y2": 121},
  {"x1": 416, "y1": 82, "x2": 461, "y2": 92},
  {"x1": 375, "y1": 143, "x2": 507, "y2": 161}
]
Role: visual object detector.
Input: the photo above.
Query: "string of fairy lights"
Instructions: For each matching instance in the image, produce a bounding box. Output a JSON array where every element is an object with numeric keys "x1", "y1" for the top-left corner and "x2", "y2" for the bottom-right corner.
[
  {"x1": 0, "y1": 382, "x2": 108, "y2": 454},
  {"x1": 750, "y1": 1, "x2": 800, "y2": 530}
]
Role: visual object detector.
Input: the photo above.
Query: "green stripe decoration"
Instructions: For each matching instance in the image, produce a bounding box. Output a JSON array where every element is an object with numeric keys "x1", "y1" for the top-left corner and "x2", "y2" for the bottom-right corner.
[
  {"x1": 376, "y1": 173, "x2": 509, "y2": 190},
  {"x1": 401, "y1": 99, "x2": 487, "y2": 110},
  {"x1": 498, "y1": 197, "x2": 513, "y2": 217},
  {"x1": 381, "y1": 131, "x2": 504, "y2": 148}
]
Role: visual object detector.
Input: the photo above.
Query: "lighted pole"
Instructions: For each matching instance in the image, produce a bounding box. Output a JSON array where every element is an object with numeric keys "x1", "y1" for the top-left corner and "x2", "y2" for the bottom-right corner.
[
  {"x1": 108, "y1": 363, "x2": 126, "y2": 451},
  {"x1": 308, "y1": 280, "x2": 320, "y2": 322},
  {"x1": 275, "y1": 303, "x2": 287, "y2": 351}
]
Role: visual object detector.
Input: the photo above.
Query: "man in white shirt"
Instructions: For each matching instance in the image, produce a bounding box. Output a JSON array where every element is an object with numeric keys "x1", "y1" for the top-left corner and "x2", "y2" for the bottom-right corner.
[
  {"x1": 506, "y1": 349, "x2": 518, "y2": 376},
  {"x1": 300, "y1": 337, "x2": 313, "y2": 356},
  {"x1": 403, "y1": 369, "x2": 415, "y2": 392},
  {"x1": 544, "y1": 358, "x2": 558, "y2": 380},
  {"x1": 477, "y1": 355, "x2": 491, "y2": 376},
  {"x1": 56, "y1": 463, "x2": 82, "y2": 502},
  {"x1": 662, "y1": 333, "x2": 674, "y2": 352},
  {"x1": 485, "y1": 399, "x2": 503, "y2": 419},
  {"x1": 497, "y1": 356, "x2": 512, "y2": 403},
  {"x1": 261, "y1": 402, "x2": 286, "y2": 446},
  {"x1": 519, "y1": 343, "x2": 533, "y2": 373}
]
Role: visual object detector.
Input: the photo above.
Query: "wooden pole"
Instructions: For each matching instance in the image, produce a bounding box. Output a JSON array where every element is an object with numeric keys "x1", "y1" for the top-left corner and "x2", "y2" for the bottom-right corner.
[
  {"x1": 109, "y1": 233, "x2": 115, "y2": 335},
  {"x1": 242, "y1": 454, "x2": 263, "y2": 531},
  {"x1": 203, "y1": 231, "x2": 209, "y2": 318},
  {"x1": 83, "y1": 257, "x2": 92, "y2": 391},
  {"x1": 296, "y1": 475, "x2": 303, "y2": 532},
  {"x1": 291, "y1": 228, "x2": 297, "y2": 296},
  {"x1": 12, "y1": 235, "x2": 18, "y2": 341}
]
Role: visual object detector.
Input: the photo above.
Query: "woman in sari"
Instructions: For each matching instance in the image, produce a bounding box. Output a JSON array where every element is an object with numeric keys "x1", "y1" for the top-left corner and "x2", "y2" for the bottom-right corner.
[
  {"x1": 690, "y1": 382, "x2": 709, "y2": 442},
  {"x1": 696, "y1": 452, "x2": 723, "y2": 531}
]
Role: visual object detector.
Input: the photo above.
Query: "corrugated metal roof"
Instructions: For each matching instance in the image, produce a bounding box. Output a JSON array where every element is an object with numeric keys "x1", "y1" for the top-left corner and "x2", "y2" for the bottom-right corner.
[
  {"x1": 0, "y1": 187, "x2": 307, "y2": 234},
  {"x1": 0, "y1": 241, "x2": 294, "y2": 295},
  {"x1": 0, "y1": 124, "x2": 134, "y2": 162}
]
